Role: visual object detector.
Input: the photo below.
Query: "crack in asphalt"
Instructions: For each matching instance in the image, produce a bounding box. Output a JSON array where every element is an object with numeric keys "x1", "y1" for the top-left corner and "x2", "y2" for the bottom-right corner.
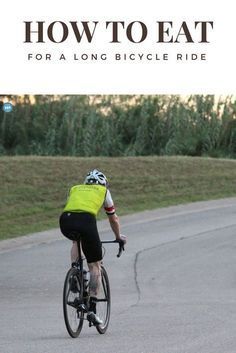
[{"x1": 132, "y1": 222, "x2": 236, "y2": 307}]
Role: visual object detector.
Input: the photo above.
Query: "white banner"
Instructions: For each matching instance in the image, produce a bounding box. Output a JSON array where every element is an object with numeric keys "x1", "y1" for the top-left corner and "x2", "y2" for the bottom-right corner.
[{"x1": 0, "y1": 0, "x2": 235, "y2": 94}]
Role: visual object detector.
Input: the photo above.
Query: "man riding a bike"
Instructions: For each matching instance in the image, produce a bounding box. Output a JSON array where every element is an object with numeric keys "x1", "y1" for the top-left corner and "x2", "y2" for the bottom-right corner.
[{"x1": 59, "y1": 169, "x2": 126, "y2": 325}]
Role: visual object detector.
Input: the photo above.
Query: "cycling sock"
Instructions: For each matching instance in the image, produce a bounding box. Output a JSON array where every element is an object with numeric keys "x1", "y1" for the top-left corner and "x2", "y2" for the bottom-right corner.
[{"x1": 89, "y1": 296, "x2": 97, "y2": 313}]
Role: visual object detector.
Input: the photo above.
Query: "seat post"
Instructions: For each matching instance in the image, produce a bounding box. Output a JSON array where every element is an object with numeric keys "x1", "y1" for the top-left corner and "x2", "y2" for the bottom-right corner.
[{"x1": 76, "y1": 235, "x2": 83, "y2": 269}]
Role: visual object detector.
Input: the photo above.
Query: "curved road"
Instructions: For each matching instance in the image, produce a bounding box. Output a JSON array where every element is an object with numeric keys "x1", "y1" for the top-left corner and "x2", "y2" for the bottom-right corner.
[{"x1": 1, "y1": 198, "x2": 236, "y2": 353}]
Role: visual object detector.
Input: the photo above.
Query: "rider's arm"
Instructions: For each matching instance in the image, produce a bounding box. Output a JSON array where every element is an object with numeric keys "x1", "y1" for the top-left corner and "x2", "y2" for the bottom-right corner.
[
  {"x1": 108, "y1": 213, "x2": 122, "y2": 241},
  {"x1": 104, "y1": 189, "x2": 126, "y2": 243}
]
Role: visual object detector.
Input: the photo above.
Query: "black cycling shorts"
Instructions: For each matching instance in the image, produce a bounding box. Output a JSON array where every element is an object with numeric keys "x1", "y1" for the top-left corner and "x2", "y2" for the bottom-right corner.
[{"x1": 59, "y1": 212, "x2": 102, "y2": 263}]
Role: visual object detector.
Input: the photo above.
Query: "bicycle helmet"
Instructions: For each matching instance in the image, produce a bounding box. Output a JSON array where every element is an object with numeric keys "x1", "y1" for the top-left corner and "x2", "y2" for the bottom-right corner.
[{"x1": 84, "y1": 169, "x2": 108, "y2": 186}]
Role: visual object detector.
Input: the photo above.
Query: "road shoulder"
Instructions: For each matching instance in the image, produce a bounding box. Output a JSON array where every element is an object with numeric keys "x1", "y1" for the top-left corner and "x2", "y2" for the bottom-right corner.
[{"x1": 1, "y1": 197, "x2": 236, "y2": 254}]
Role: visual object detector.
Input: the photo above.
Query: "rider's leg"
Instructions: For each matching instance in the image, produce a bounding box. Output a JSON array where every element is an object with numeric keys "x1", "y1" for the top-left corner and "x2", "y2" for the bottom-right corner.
[
  {"x1": 71, "y1": 241, "x2": 78, "y2": 263},
  {"x1": 88, "y1": 261, "x2": 101, "y2": 296},
  {"x1": 87, "y1": 261, "x2": 101, "y2": 313},
  {"x1": 71, "y1": 241, "x2": 86, "y2": 264}
]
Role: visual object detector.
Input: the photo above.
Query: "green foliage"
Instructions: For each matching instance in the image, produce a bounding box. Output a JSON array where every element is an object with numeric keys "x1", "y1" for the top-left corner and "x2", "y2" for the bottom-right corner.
[{"x1": 0, "y1": 94, "x2": 236, "y2": 157}]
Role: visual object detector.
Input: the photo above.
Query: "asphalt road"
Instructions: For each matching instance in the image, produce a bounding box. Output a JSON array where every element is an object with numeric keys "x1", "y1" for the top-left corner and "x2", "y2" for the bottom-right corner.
[{"x1": 1, "y1": 198, "x2": 236, "y2": 353}]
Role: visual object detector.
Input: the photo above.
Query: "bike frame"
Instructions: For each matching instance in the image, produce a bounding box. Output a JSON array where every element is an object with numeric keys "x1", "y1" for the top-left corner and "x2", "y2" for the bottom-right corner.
[{"x1": 63, "y1": 237, "x2": 124, "y2": 337}]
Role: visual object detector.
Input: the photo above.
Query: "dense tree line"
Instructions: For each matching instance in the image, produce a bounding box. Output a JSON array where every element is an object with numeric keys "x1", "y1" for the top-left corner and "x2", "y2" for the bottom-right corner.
[{"x1": 0, "y1": 95, "x2": 236, "y2": 157}]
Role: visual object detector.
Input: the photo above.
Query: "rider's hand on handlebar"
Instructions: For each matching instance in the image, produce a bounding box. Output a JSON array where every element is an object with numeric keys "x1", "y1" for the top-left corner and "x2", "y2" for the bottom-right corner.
[
  {"x1": 121, "y1": 234, "x2": 127, "y2": 244},
  {"x1": 116, "y1": 235, "x2": 126, "y2": 257},
  {"x1": 117, "y1": 234, "x2": 127, "y2": 245}
]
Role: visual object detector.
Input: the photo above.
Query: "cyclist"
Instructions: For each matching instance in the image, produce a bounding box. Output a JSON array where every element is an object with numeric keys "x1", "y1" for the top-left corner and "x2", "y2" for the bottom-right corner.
[{"x1": 59, "y1": 169, "x2": 126, "y2": 325}]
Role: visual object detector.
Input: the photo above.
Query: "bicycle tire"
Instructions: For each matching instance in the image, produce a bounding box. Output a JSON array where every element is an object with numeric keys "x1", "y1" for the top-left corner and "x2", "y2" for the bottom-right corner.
[
  {"x1": 96, "y1": 266, "x2": 111, "y2": 334},
  {"x1": 63, "y1": 267, "x2": 84, "y2": 338}
]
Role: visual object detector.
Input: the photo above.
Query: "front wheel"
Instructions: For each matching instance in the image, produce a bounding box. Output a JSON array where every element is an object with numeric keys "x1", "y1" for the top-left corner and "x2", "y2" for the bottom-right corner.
[
  {"x1": 63, "y1": 267, "x2": 84, "y2": 338},
  {"x1": 96, "y1": 266, "x2": 111, "y2": 334}
]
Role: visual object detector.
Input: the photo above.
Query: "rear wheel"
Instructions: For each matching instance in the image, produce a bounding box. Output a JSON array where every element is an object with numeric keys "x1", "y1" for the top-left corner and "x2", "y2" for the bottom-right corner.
[
  {"x1": 63, "y1": 268, "x2": 84, "y2": 338},
  {"x1": 96, "y1": 266, "x2": 111, "y2": 334}
]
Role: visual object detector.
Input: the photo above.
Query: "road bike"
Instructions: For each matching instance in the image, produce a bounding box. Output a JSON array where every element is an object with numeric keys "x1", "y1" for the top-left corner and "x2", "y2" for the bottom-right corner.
[{"x1": 63, "y1": 237, "x2": 124, "y2": 338}]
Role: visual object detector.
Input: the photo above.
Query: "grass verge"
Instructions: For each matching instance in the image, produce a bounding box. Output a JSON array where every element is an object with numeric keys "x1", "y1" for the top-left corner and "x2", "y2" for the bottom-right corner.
[{"x1": 1, "y1": 155, "x2": 236, "y2": 240}]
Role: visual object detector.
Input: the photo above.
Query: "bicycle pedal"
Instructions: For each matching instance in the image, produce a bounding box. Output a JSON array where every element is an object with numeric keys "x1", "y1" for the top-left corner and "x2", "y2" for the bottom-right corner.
[
  {"x1": 78, "y1": 303, "x2": 87, "y2": 312},
  {"x1": 72, "y1": 298, "x2": 83, "y2": 308},
  {"x1": 88, "y1": 321, "x2": 96, "y2": 327}
]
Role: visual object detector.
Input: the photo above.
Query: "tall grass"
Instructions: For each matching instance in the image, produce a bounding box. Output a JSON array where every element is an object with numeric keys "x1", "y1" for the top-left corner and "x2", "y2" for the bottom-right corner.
[
  {"x1": 2, "y1": 155, "x2": 236, "y2": 239},
  {"x1": 0, "y1": 95, "x2": 236, "y2": 157}
]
